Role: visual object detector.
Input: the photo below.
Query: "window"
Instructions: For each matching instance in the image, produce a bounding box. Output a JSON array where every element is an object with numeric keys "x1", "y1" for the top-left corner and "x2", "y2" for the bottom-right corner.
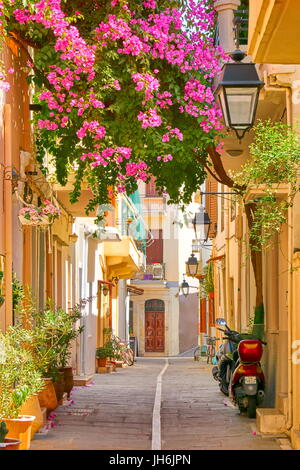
[
  {"x1": 146, "y1": 176, "x2": 159, "y2": 197},
  {"x1": 146, "y1": 229, "x2": 163, "y2": 264},
  {"x1": 129, "y1": 300, "x2": 133, "y2": 334},
  {"x1": 145, "y1": 299, "x2": 165, "y2": 312}
]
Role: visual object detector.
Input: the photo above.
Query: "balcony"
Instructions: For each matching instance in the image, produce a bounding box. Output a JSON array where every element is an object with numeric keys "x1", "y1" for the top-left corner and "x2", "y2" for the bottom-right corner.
[
  {"x1": 142, "y1": 198, "x2": 167, "y2": 215},
  {"x1": 234, "y1": 6, "x2": 249, "y2": 46},
  {"x1": 145, "y1": 190, "x2": 165, "y2": 198},
  {"x1": 214, "y1": 5, "x2": 249, "y2": 47},
  {"x1": 133, "y1": 263, "x2": 165, "y2": 281},
  {"x1": 103, "y1": 236, "x2": 144, "y2": 280}
]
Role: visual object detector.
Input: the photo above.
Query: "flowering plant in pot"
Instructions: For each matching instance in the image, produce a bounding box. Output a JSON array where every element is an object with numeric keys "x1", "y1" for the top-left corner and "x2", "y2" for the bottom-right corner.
[
  {"x1": 0, "y1": 329, "x2": 44, "y2": 450},
  {"x1": 18, "y1": 200, "x2": 61, "y2": 226}
]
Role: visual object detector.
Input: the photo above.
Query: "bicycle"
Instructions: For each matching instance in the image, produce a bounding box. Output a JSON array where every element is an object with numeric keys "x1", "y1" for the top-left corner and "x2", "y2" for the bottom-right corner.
[
  {"x1": 119, "y1": 341, "x2": 134, "y2": 366},
  {"x1": 111, "y1": 335, "x2": 134, "y2": 366},
  {"x1": 204, "y1": 336, "x2": 218, "y2": 364},
  {"x1": 193, "y1": 345, "x2": 207, "y2": 361}
]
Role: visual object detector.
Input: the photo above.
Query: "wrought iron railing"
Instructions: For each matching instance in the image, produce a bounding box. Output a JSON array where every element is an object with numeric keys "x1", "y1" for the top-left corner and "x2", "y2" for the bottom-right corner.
[
  {"x1": 234, "y1": 8, "x2": 249, "y2": 46},
  {"x1": 144, "y1": 263, "x2": 166, "y2": 280},
  {"x1": 214, "y1": 7, "x2": 249, "y2": 47}
]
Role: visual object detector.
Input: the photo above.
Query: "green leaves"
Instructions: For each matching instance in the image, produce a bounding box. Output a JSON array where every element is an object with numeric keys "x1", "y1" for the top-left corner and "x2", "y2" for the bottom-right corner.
[
  {"x1": 0, "y1": 329, "x2": 44, "y2": 419},
  {"x1": 3, "y1": 0, "x2": 220, "y2": 212},
  {"x1": 232, "y1": 120, "x2": 300, "y2": 251},
  {"x1": 11, "y1": 385, "x2": 31, "y2": 409},
  {"x1": 0, "y1": 421, "x2": 9, "y2": 443}
]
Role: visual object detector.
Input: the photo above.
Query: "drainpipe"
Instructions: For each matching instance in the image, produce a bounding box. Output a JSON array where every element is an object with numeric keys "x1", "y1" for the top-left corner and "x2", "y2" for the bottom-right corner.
[
  {"x1": 236, "y1": 204, "x2": 242, "y2": 332},
  {"x1": 4, "y1": 105, "x2": 13, "y2": 329},
  {"x1": 225, "y1": 190, "x2": 231, "y2": 328},
  {"x1": 125, "y1": 291, "x2": 130, "y2": 342},
  {"x1": 286, "y1": 87, "x2": 293, "y2": 432}
]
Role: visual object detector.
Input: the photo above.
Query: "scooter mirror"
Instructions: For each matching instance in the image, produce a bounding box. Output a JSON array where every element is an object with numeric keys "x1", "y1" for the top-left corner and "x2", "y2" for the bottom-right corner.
[{"x1": 216, "y1": 318, "x2": 227, "y2": 326}]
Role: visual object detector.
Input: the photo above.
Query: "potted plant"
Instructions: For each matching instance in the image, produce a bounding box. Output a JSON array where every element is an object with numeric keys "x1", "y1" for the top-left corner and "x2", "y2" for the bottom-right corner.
[
  {"x1": 0, "y1": 421, "x2": 20, "y2": 451},
  {"x1": 14, "y1": 293, "x2": 85, "y2": 406},
  {"x1": 0, "y1": 329, "x2": 44, "y2": 450},
  {"x1": 31, "y1": 299, "x2": 85, "y2": 399},
  {"x1": 13, "y1": 295, "x2": 59, "y2": 414},
  {"x1": 96, "y1": 346, "x2": 112, "y2": 368},
  {"x1": 55, "y1": 301, "x2": 85, "y2": 397}
]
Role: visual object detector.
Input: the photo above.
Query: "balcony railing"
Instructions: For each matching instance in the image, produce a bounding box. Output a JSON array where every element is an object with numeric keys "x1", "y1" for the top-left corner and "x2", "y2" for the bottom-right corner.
[
  {"x1": 214, "y1": 7, "x2": 249, "y2": 47},
  {"x1": 133, "y1": 263, "x2": 165, "y2": 281},
  {"x1": 142, "y1": 199, "x2": 167, "y2": 214},
  {"x1": 145, "y1": 190, "x2": 165, "y2": 198},
  {"x1": 234, "y1": 8, "x2": 249, "y2": 46},
  {"x1": 145, "y1": 263, "x2": 165, "y2": 280}
]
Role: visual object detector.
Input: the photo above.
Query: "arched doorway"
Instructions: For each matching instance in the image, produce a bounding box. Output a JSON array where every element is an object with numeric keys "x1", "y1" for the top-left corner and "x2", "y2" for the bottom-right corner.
[{"x1": 145, "y1": 299, "x2": 165, "y2": 353}]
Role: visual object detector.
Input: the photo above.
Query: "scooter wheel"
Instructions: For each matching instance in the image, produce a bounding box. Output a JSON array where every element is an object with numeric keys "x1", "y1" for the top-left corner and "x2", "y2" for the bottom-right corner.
[
  {"x1": 219, "y1": 382, "x2": 229, "y2": 396},
  {"x1": 212, "y1": 366, "x2": 219, "y2": 381},
  {"x1": 247, "y1": 396, "x2": 257, "y2": 418}
]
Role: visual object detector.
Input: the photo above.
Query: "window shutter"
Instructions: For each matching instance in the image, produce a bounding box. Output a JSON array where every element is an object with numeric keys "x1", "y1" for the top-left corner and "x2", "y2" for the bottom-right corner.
[{"x1": 146, "y1": 229, "x2": 163, "y2": 264}]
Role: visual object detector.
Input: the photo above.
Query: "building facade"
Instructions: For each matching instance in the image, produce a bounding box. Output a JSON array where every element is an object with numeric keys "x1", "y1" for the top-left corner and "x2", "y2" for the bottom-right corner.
[{"x1": 212, "y1": 0, "x2": 300, "y2": 449}]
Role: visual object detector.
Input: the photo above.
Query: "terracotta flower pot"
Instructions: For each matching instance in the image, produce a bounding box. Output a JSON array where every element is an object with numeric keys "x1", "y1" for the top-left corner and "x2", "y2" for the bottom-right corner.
[
  {"x1": 0, "y1": 438, "x2": 21, "y2": 450},
  {"x1": 59, "y1": 367, "x2": 74, "y2": 398},
  {"x1": 97, "y1": 357, "x2": 107, "y2": 368},
  {"x1": 53, "y1": 372, "x2": 65, "y2": 404},
  {"x1": 37, "y1": 378, "x2": 58, "y2": 413},
  {"x1": 108, "y1": 361, "x2": 117, "y2": 372},
  {"x1": 3, "y1": 415, "x2": 35, "y2": 450},
  {"x1": 20, "y1": 395, "x2": 44, "y2": 439}
]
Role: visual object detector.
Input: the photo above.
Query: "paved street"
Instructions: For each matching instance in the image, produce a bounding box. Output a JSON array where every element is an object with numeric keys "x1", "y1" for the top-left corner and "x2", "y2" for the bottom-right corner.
[{"x1": 31, "y1": 358, "x2": 285, "y2": 451}]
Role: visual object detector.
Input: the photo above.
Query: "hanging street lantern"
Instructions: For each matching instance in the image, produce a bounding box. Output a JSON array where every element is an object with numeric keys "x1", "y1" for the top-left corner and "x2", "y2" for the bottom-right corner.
[
  {"x1": 215, "y1": 49, "x2": 264, "y2": 141},
  {"x1": 101, "y1": 284, "x2": 109, "y2": 296},
  {"x1": 180, "y1": 276, "x2": 190, "y2": 298},
  {"x1": 186, "y1": 253, "x2": 200, "y2": 277},
  {"x1": 193, "y1": 207, "x2": 212, "y2": 243}
]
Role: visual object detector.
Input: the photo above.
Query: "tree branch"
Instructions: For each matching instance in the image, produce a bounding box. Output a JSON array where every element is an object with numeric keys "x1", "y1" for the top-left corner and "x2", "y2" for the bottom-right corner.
[
  {"x1": 206, "y1": 145, "x2": 235, "y2": 188},
  {"x1": 205, "y1": 145, "x2": 246, "y2": 195},
  {"x1": 204, "y1": 163, "x2": 223, "y2": 185}
]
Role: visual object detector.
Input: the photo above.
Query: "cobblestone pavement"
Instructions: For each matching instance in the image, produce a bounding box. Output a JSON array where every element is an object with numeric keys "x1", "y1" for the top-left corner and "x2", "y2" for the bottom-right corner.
[
  {"x1": 31, "y1": 358, "x2": 285, "y2": 450},
  {"x1": 161, "y1": 359, "x2": 284, "y2": 450}
]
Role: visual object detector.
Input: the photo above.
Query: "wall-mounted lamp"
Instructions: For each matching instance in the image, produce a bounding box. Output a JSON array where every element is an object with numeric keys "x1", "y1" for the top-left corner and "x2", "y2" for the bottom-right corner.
[{"x1": 101, "y1": 284, "x2": 110, "y2": 297}]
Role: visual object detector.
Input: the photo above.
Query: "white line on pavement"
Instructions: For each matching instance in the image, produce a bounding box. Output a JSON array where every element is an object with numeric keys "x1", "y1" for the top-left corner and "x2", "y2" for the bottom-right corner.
[{"x1": 151, "y1": 358, "x2": 169, "y2": 450}]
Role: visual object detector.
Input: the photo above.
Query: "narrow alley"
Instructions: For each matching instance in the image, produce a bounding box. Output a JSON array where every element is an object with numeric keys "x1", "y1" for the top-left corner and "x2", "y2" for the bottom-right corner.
[{"x1": 31, "y1": 359, "x2": 286, "y2": 451}]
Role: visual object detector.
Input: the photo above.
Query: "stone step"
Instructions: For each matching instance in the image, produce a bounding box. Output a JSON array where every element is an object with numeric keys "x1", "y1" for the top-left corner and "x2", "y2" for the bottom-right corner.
[{"x1": 256, "y1": 408, "x2": 287, "y2": 434}]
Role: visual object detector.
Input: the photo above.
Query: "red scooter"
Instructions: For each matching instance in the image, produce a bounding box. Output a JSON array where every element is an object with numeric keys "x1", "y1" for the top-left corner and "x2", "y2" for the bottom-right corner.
[{"x1": 216, "y1": 319, "x2": 267, "y2": 418}]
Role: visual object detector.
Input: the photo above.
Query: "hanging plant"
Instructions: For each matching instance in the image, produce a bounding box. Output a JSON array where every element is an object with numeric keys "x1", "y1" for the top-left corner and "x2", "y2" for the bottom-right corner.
[
  {"x1": 203, "y1": 262, "x2": 214, "y2": 296},
  {"x1": 231, "y1": 120, "x2": 300, "y2": 251},
  {"x1": 18, "y1": 200, "x2": 61, "y2": 226}
]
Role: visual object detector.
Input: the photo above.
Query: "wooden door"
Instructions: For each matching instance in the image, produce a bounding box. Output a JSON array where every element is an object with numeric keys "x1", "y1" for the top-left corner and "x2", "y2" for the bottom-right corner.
[{"x1": 145, "y1": 311, "x2": 165, "y2": 352}]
